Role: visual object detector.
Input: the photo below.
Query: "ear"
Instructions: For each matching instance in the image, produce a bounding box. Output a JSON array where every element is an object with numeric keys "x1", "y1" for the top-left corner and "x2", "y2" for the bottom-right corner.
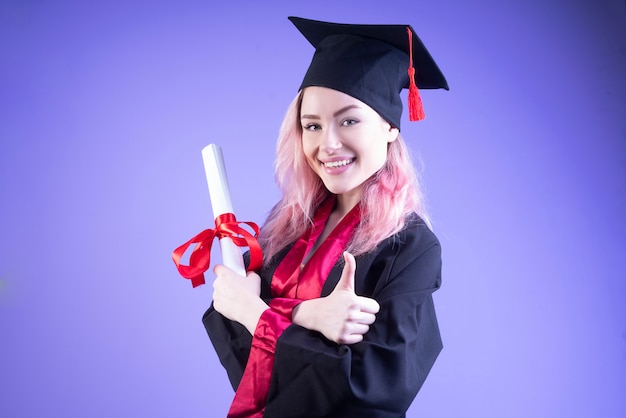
[{"x1": 387, "y1": 125, "x2": 400, "y2": 143}]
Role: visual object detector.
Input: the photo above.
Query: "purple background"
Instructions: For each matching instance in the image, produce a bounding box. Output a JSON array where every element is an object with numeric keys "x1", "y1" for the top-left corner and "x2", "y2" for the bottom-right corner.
[{"x1": 1, "y1": 1, "x2": 624, "y2": 417}]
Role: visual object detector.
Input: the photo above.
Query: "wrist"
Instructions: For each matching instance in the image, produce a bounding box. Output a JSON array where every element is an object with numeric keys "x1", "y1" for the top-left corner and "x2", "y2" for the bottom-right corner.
[
  {"x1": 242, "y1": 298, "x2": 269, "y2": 335},
  {"x1": 292, "y1": 299, "x2": 317, "y2": 331}
]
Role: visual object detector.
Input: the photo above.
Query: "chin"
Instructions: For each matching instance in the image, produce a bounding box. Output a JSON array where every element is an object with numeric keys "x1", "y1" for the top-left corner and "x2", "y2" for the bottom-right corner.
[{"x1": 323, "y1": 182, "x2": 361, "y2": 197}]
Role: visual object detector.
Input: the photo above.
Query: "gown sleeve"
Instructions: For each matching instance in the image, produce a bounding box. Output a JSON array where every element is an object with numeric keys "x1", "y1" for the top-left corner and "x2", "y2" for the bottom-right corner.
[{"x1": 203, "y1": 303, "x2": 251, "y2": 391}]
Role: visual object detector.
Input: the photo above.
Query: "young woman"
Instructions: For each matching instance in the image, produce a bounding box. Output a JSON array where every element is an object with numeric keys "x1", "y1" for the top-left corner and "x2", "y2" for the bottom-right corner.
[{"x1": 203, "y1": 16, "x2": 448, "y2": 418}]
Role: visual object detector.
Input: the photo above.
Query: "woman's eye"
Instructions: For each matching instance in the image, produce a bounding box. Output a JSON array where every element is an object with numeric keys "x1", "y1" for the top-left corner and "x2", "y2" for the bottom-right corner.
[
  {"x1": 342, "y1": 119, "x2": 358, "y2": 127},
  {"x1": 303, "y1": 123, "x2": 321, "y2": 131}
]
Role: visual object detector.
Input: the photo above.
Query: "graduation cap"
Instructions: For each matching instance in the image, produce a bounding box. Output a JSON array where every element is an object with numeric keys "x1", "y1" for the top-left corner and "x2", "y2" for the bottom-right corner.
[{"x1": 289, "y1": 16, "x2": 449, "y2": 129}]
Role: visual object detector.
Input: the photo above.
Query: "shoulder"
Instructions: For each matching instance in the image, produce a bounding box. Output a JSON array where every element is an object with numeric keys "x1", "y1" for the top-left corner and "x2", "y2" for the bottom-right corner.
[
  {"x1": 355, "y1": 213, "x2": 442, "y2": 297},
  {"x1": 392, "y1": 213, "x2": 440, "y2": 254},
  {"x1": 377, "y1": 213, "x2": 441, "y2": 269}
]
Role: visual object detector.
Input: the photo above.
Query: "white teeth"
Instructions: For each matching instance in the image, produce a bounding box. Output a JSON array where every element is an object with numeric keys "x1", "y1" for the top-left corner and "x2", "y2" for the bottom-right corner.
[{"x1": 323, "y1": 159, "x2": 353, "y2": 168}]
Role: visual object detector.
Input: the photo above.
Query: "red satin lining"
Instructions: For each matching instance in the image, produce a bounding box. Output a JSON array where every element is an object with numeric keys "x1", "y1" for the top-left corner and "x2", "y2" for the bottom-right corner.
[
  {"x1": 296, "y1": 203, "x2": 361, "y2": 298},
  {"x1": 227, "y1": 308, "x2": 292, "y2": 418},
  {"x1": 227, "y1": 198, "x2": 362, "y2": 417},
  {"x1": 171, "y1": 213, "x2": 262, "y2": 287},
  {"x1": 271, "y1": 197, "x2": 335, "y2": 298}
]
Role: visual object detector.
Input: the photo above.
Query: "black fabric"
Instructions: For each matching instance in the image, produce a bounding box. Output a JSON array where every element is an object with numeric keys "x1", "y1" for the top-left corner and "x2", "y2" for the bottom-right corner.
[
  {"x1": 203, "y1": 214, "x2": 442, "y2": 418},
  {"x1": 290, "y1": 16, "x2": 449, "y2": 129}
]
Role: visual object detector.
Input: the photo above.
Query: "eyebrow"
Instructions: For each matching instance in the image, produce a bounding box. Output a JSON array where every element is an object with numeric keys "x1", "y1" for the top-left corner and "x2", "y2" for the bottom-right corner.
[{"x1": 301, "y1": 104, "x2": 362, "y2": 120}]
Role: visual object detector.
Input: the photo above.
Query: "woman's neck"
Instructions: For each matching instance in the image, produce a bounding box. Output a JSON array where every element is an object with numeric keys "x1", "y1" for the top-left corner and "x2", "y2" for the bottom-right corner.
[
  {"x1": 301, "y1": 195, "x2": 359, "y2": 266},
  {"x1": 335, "y1": 189, "x2": 362, "y2": 219}
]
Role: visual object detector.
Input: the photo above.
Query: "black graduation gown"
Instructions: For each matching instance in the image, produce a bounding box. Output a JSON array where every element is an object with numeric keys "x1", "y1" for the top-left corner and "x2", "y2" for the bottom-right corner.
[{"x1": 203, "y1": 214, "x2": 442, "y2": 418}]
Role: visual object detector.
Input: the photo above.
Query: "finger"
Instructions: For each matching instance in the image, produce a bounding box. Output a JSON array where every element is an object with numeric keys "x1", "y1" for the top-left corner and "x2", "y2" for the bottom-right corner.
[
  {"x1": 335, "y1": 252, "x2": 356, "y2": 293},
  {"x1": 213, "y1": 264, "x2": 242, "y2": 281},
  {"x1": 339, "y1": 333, "x2": 364, "y2": 345},
  {"x1": 349, "y1": 311, "x2": 377, "y2": 325},
  {"x1": 213, "y1": 264, "x2": 225, "y2": 275},
  {"x1": 347, "y1": 323, "x2": 370, "y2": 335},
  {"x1": 214, "y1": 263, "x2": 236, "y2": 277},
  {"x1": 336, "y1": 327, "x2": 369, "y2": 345},
  {"x1": 356, "y1": 296, "x2": 380, "y2": 314}
]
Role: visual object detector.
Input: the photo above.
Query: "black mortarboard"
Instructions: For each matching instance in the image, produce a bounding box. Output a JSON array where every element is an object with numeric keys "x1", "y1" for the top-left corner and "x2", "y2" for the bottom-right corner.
[{"x1": 289, "y1": 16, "x2": 448, "y2": 129}]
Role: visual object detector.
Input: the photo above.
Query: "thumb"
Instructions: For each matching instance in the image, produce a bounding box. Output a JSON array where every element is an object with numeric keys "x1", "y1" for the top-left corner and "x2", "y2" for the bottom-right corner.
[{"x1": 335, "y1": 252, "x2": 356, "y2": 293}]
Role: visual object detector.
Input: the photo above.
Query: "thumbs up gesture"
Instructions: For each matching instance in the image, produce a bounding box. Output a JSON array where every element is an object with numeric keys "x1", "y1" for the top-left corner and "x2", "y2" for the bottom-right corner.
[{"x1": 292, "y1": 252, "x2": 381, "y2": 344}]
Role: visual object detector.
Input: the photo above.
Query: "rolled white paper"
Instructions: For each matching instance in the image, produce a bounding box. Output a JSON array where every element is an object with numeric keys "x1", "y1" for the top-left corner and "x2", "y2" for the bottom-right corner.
[{"x1": 201, "y1": 144, "x2": 246, "y2": 277}]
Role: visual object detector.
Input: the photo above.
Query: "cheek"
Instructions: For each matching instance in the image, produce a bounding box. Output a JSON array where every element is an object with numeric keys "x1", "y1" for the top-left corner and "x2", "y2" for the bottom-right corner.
[
  {"x1": 367, "y1": 136, "x2": 391, "y2": 167},
  {"x1": 301, "y1": 138, "x2": 317, "y2": 164},
  {"x1": 301, "y1": 138, "x2": 310, "y2": 154},
  {"x1": 372, "y1": 149, "x2": 388, "y2": 171}
]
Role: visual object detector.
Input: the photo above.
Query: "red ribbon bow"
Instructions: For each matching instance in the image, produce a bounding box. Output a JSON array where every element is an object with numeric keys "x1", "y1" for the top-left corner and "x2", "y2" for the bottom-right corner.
[{"x1": 172, "y1": 213, "x2": 263, "y2": 287}]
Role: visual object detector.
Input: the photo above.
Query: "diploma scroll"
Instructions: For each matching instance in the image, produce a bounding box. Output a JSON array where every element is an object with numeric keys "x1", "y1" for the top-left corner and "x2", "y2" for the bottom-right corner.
[{"x1": 201, "y1": 144, "x2": 246, "y2": 277}]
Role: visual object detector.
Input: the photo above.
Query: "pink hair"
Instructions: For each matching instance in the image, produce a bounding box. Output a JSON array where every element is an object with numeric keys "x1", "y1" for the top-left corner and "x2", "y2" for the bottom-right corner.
[{"x1": 258, "y1": 90, "x2": 430, "y2": 262}]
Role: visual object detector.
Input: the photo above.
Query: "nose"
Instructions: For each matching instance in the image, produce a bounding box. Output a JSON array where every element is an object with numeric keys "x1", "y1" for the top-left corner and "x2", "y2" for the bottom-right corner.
[{"x1": 321, "y1": 127, "x2": 342, "y2": 154}]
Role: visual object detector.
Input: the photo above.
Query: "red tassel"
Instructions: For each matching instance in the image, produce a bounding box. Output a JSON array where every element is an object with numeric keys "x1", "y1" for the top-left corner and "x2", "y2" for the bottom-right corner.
[{"x1": 407, "y1": 27, "x2": 425, "y2": 121}]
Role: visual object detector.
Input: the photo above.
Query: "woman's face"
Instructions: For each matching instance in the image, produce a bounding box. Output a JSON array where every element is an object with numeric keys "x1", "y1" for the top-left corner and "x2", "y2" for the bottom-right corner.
[{"x1": 300, "y1": 86, "x2": 399, "y2": 208}]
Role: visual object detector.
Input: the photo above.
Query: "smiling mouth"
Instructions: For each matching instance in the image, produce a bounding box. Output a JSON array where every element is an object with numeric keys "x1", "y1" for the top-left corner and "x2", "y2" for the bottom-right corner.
[{"x1": 322, "y1": 158, "x2": 354, "y2": 168}]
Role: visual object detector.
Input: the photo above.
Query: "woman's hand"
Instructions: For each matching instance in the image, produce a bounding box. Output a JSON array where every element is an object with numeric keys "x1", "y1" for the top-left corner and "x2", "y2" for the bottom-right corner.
[
  {"x1": 212, "y1": 264, "x2": 269, "y2": 335},
  {"x1": 293, "y1": 252, "x2": 380, "y2": 344}
]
